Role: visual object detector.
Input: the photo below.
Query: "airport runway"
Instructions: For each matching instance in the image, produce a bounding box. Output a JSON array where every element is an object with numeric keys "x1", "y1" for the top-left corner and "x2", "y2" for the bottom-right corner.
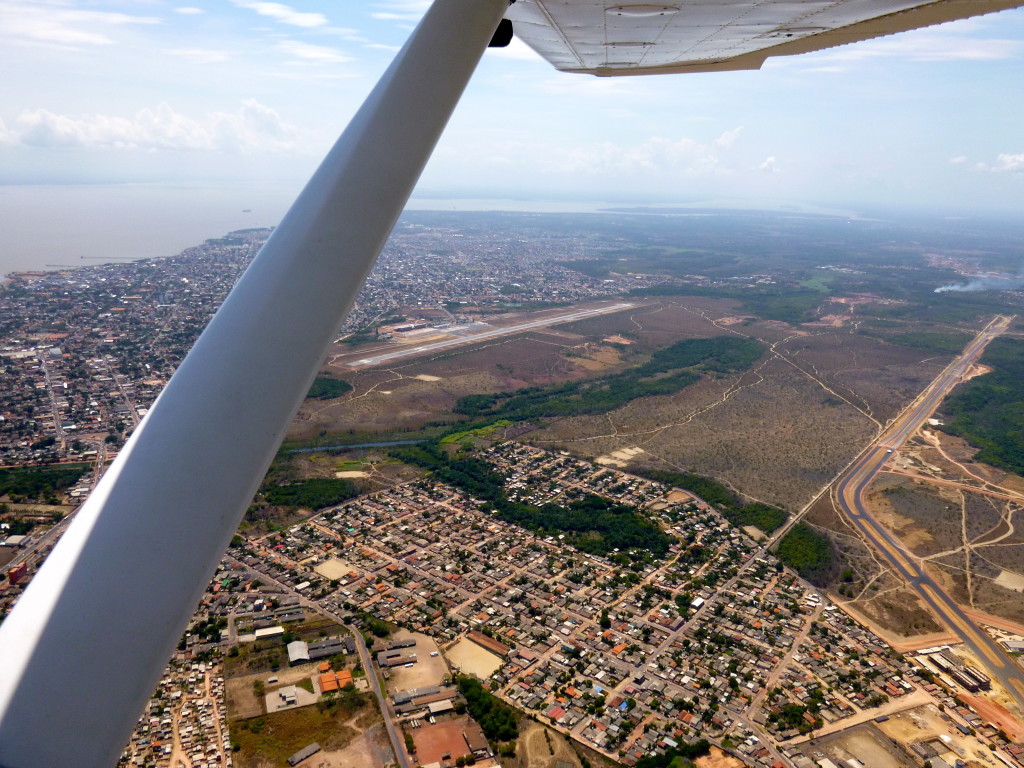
[
  {"x1": 834, "y1": 316, "x2": 1024, "y2": 708},
  {"x1": 344, "y1": 302, "x2": 634, "y2": 368}
]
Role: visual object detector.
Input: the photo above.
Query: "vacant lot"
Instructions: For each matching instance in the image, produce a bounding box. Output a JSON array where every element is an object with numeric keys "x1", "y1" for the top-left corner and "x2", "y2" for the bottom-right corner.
[
  {"x1": 229, "y1": 689, "x2": 377, "y2": 768},
  {"x1": 445, "y1": 636, "x2": 503, "y2": 679},
  {"x1": 315, "y1": 557, "x2": 355, "y2": 580},
  {"x1": 384, "y1": 630, "x2": 448, "y2": 693},
  {"x1": 808, "y1": 723, "x2": 915, "y2": 768},
  {"x1": 409, "y1": 717, "x2": 475, "y2": 765},
  {"x1": 504, "y1": 720, "x2": 584, "y2": 768}
]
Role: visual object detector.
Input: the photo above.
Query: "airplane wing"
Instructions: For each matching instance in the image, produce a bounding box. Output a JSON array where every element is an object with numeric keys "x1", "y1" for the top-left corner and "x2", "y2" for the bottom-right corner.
[
  {"x1": 507, "y1": 0, "x2": 1024, "y2": 75},
  {"x1": 1, "y1": 0, "x2": 1022, "y2": 766}
]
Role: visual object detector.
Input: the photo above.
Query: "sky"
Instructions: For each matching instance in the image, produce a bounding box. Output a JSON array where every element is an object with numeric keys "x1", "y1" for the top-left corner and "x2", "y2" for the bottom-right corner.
[{"x1": 1, "y1": 0, "x2": 1024, "y2": 240}]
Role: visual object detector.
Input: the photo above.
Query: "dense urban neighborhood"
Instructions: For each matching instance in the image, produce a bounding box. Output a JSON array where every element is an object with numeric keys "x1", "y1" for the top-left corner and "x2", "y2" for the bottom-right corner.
[{"x1": 4, "y1": 218, "x2": 1024, "y2": 768}]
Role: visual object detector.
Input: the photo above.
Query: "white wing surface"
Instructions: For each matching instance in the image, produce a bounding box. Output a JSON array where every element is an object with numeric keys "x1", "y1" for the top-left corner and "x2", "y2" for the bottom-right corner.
[{"x1": 508, "y1": 0, "x2": 1024, "y2": 75}]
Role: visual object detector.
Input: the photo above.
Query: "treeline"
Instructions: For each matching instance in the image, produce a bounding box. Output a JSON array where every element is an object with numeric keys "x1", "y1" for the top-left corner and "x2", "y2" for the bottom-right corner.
[
  {"x1": 262, "y1": 477, "x2": 359, "y2": 509},
  {"x1": 0, "y1": 464, "x2": 89, "y2": 501},
  {"x1": 392, "y1": 442, "x2": 671, "y2": 561},
  {"x1": 630, "y1": 468, "x2": 788, "y2": 534},
  {"x1": 942, "y1": 337, "x2": 1024, "y2": 475},
  {"x1": 775, "y1": 523, "x2": 834, "y2": 584},
  {"x1": 306, "y1": 376, "x2": 353, "y2": 400},
  {"x1": 457, "y1": 676, "x2": 518, "y2": 742},
  {"x1": 455, "y1": 336, "x2": 762, "y2": 423}
]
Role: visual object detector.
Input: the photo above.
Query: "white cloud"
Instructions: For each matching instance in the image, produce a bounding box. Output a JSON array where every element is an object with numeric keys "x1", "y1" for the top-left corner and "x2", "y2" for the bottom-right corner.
[
  {"x1": 772, "y1": 18, "x2": 1022, "y2": 70},
  {"x1": 174, "y1": 7, "x2": 204, "y2": 15},
  {"x1": 949, "y1": 155, "x2": 968, "y2": 165},
  {"x1": 553, "y1": 130, "x2": 743, "y2": 176},
  {"x1": 372, "y1": 1, "x2": 429, "y2": 22},
  {"x1": 9, "y1": 100, "x2": 298, "y2": 153},
  {"x1": 231, "y1": 1, "x2": 327, "y2": 28},
  {"x1": 0, "y1": 117, "x2": 15, "y2": 145},
  {"x1": 275, "y1": 39, "x2": 351, "y2": 64},
  {"x1": 168, "y1": 48, "x2": 231, "y2": 65},
  {"x1": 0, "y1": 2, "x2": 160, "y2": 48},
  {"x1": 759, "y1": 156, "x2": 780, "y2": 173},
  {"x1": 713, "y1": 127, "x2": 742, "y2": 149},
  {"x1": 989, "y1": 153, "x2": 1024, "y2": 173}
]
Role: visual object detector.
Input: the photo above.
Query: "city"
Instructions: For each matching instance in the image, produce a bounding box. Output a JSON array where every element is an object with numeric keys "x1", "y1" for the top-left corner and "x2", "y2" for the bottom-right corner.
[{"x1": 4, "y1": 214, "x2": 1024, "y2": 768}]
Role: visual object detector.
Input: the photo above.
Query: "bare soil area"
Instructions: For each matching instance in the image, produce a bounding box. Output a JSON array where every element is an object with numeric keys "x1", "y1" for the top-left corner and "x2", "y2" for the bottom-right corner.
[
  {"x1": 384, "y1": 630, "x2": 448, "y2": 693},
  {"x1": 808, "y1": 723, "x2": 915, "y2": 768},
  {"x1": 507, "y1": 720, "x2": 584, "y2": 768},
  {"x1": 445, "y1": 636, "x2": 503, "y2": 679},
  {"x1": 695, "y1": 746, "x2": 744, "y2": 768}
]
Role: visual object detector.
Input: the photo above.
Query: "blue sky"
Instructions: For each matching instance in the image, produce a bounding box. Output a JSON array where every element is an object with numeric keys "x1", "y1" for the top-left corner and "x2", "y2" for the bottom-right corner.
[{"x1": 1, "y1": 0, "x2": 1023, "y2": 214}]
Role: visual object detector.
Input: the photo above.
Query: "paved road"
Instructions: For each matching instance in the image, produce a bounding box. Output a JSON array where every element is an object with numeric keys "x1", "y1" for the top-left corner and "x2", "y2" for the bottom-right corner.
[
  {"x1": 345, "y1": 302, "x2": 634, "y2": 368},
  {"x1": 833, "y1": 315, "x2": 1024, "y2": 709}
]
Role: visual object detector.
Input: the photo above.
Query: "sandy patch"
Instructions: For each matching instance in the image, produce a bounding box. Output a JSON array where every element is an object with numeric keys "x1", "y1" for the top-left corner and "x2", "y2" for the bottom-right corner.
[
  {"x1": 595, "y1": 446, "x2": 645, "y2": 467},
  {"x1": 445, "y1": 637, "x2": 503, "y2": 679},
  {"x1": 742, "y1": 525, "x2": 766, "y2": 542},
  {"x1": 695, "y1": 747, "x2": 744, "y2": 768},
  {"x1": 414, "y1": 374, "x2": 441, "y2": 382},
  {"x1": 717, "y1": 316, "x2": 754, "y2": 325},
  {"x1": 815, "y1": 724, "x2": 914, "y2": 768},
  {"x1": 667, "y1": 490, "x2": 693, "y2": 503},
  {"x1": 315, "y1": 557, "x2": 356, "y2": 580},
  {"x1": 994, "y1": 570, "x2": 1024, "y2": 593},
  {"x1": 964, "y1": 364, "x2": 993, "y2": 382},
  {"x1": 335, "y1": 471, "x2": 369, "y2": 478},
  {"x1": 315, "y1": 732, "x2": 384, "y2": 768},
  {"x1": 603, "y1": 335, "x2": 633, "y2": 345}
]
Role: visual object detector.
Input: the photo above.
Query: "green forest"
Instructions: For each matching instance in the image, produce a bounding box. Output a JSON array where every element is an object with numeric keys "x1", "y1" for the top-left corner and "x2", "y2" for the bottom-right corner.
[
  {"x1": 942, "y1": 337, "x2": 1024, "y2": 475},
  {"x1": 0, "y1": 464, "x2": 89, "y2": 502},
  {"x1": 632, "y1": 468, "x2": 788, "y2": 534},
  {"x1": 391, "y1": 442, "x2": 672, "y2": 561},
  {"x1": 306, "y1": 376, "x2": 353, "y2": 400},
  {"x1": 454, "y1": 336, "x2": 762, "y2": 423},
  {"x1": 262, "y1": 477, "x2": 359, "y2": 510},
  {"x1": 457, "y1": 675, "x2": 518, "y2": 742},
  {"x1": 775, "y1": 523, "x2": 834, "y2": 584}
]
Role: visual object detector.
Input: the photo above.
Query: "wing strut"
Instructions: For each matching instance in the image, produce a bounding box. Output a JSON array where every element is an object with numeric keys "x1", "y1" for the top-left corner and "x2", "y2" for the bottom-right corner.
[{"x1": 0, "y1": 1, "x2": 508, "y2": 765}]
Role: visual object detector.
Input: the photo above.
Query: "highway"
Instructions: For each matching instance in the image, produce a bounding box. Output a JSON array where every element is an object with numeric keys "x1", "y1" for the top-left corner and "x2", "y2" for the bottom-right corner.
[
  {"x1": 833, "y1": 315, "x2": 1024, "y2": 709},
  {"x1": 345, "y1": 302, "x2": 634, "y2": 368}
]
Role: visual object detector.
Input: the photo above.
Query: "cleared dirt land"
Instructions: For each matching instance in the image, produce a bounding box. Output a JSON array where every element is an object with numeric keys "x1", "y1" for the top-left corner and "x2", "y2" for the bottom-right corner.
[
  {"x1": 384, "y1": 630, "x2": 448, "y2": 693},
  {"x1": 504, "y1": 720, "x2": 584, "y2": 768},
  {"x1": 445, "y1": 636, "x2": 504, "y2": 679},
  {"x1": 229, "y1": 691, "x2": 381, "y2": 768},
  {"x1": 695, "y1": 747, "x2": 744, "y2": 768},
  {"x1": 315, "y1": 557, "x2": 356, "y2": 581},
  {"x1": 806, "y1": 723, "x2": 915, "y2": 768},
  {"x1": 876, "y1": 703, "x2": 1008, "y2": 768}
]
